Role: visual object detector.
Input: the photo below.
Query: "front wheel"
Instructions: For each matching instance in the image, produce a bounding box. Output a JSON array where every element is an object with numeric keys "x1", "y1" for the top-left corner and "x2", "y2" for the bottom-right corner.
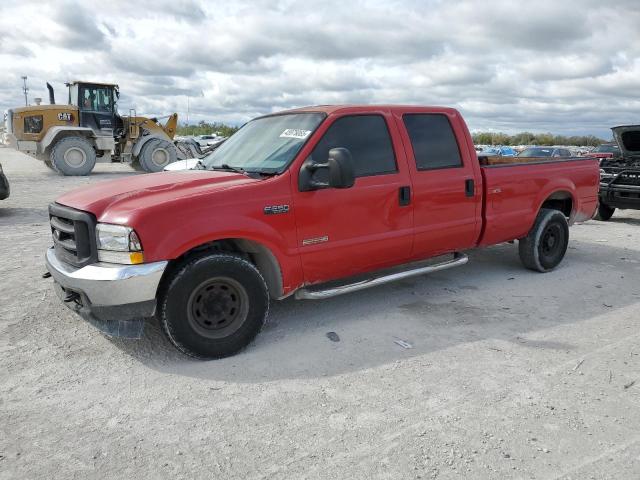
[
  {"x1": 158, "y1": 253, "x2": 269, "y2": 359},
  {"x1": 594, "y1": 203, "x2": 615, "y2": 221},
  {"x1": 50, "y1": 136, "x2": 97, "y2": 176},
  {"x1": 518, "y1": 208, "x2": 569, "y2": 272},
  {"x1": 137, "y1": 138, "x2": 177, "y2": 172}
]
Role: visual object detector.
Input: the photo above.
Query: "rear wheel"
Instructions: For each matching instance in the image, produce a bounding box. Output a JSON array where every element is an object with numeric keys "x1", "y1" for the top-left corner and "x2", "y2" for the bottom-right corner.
[
  {"x1": 50, "y1": 136, "x2": 97, "y2": 176},
  {"x1": 159, "y1": 253, "x2": 269, "y2": 359},
  {"x1": 518, "y1": 208, "x2": 569, "y2": 272},
  {"x1": 137, "y1": 138, "x2": 177, "y2": 172},
  {"x1": 43, "y1": 159, "x2": 57, "y2": 172},
  {"x1": 594, "y1": 203, "x2": 615, "y2": 221}
]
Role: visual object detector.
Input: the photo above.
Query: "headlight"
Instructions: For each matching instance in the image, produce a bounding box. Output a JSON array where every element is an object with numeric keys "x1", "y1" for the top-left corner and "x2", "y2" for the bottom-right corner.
[{"x1": 96, "y1": 223, "x2": 144, "y2": 264}]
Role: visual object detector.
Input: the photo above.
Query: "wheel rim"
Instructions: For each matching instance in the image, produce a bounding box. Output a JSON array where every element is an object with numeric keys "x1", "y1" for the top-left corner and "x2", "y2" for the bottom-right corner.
[
  {"x1": 64, "y1": 147, "x2": 87, "y2": 167},
  {"x1": 539, "y1": 223, "x2": 565, "y2": 265},
  {"x1": 186, "y1": 277, "x2": 249, "y2": 339},
  {"x1": 151, "y1": 147, "x2": 170, "y2": 167}
]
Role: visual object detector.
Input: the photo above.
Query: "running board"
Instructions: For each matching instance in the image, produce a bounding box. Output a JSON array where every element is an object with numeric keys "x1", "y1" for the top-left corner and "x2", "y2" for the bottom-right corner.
[{"x1": 295, "y1": 253, "x2": 469, "y2": 300}]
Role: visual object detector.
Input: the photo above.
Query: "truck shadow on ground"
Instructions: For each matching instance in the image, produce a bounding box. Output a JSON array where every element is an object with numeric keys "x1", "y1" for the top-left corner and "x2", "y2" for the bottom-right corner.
[
  {"x1": 0, "y1": 207, "x2": 48, "y2": 226},
  {"x1": 107, "y1": 241, "x2": 640, "y2": 383},
  {"x1": 608, "y1": 215, "x2": 640, "y2": 227}
]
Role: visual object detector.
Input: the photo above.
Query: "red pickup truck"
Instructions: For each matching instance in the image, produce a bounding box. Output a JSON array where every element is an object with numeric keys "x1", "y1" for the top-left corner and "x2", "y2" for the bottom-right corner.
[{"x1": 45, "y1": 105, "x2": 599, "y2": 359}]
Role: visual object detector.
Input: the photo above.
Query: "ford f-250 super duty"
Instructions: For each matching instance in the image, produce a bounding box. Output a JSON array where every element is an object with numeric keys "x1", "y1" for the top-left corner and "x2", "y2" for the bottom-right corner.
[{"x1": 44, "y1": 105, "x2": 599, "y2": 359}]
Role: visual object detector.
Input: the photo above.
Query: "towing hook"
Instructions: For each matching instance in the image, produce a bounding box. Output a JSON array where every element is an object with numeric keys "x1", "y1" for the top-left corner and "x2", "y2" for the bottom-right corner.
[
  {"x1": 42, "y1": 271, "x2": 52, "y2": 279},
  {"x1": 63, "y1": 291, "x2": 80, "y2": 303}
]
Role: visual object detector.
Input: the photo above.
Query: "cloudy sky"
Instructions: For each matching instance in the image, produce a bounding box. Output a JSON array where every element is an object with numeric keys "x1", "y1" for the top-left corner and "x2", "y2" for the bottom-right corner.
[{"x1": 1, "y1": 0, "x2": 638, "y2": 137}]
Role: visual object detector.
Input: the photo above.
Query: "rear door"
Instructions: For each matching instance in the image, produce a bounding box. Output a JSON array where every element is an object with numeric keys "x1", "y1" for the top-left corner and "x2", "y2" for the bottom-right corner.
[
  {"x1": 292, "y1": 112, "x2": 414, "y2": 284},
  {"x1": 395, "y1": 111, "x2": 482, "y2": 258}
]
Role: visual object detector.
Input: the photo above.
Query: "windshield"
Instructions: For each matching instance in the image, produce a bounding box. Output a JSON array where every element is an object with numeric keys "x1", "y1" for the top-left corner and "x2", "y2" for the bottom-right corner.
[
  {"x1": 518, "y1": 148, "x2": 553, "y2": 157},
  {"x1": 594, "y1": 144, "x2": 619, "y2": 153},
  {"x1": 201, "y1": 113, "x2": 325, "y2": 173}
]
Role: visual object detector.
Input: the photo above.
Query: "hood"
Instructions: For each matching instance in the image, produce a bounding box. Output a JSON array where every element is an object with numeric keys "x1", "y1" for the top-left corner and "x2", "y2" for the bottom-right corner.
[
  {"x1": 612, "y1": 125, "x2": 640, "y2": 159},
  {"x1": 56, "y1": 170, "x2": 259, "y2": 221}
]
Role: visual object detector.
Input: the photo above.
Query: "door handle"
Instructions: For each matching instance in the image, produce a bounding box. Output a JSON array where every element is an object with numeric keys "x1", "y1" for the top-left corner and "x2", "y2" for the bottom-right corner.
[
  {"x1": 465, "y1": 179, "x2": 475, "y2": 197},
  {"x1": 399, "y1": 186, "x2": 411, "y2": 206}
]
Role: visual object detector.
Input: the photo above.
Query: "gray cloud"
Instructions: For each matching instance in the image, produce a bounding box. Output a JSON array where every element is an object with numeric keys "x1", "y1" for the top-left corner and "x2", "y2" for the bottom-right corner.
[{"x1": 0, "y1": 0, "x2": 639, "y2": 138}]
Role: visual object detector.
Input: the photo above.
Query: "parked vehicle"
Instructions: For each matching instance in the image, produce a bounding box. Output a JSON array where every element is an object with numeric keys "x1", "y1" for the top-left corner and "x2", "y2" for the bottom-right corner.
[
  {"x1": 196, "y1": 134, "x2": 226, "y2": 148},
  {"x1": 596, "y1": 125, "x2": 640, "y2": 220},
  {"x1": 3, "y1": 81, "x2": 185, "y2": 175},
  {"x1": 0, "y1": 162, "x2": 9, "y2": 200},
  {"x1": 518, "y1": 147, "x2": 572, "y2": 158},
  {"x1": 479, "y1": 146, "x2": 517, "y2": 156},
  {"x1": 584, "y1": 143, "x2": 620, "y2": 162},
  {"x1": 44, "y1": 105, "x2": 599, "y2": 359}
]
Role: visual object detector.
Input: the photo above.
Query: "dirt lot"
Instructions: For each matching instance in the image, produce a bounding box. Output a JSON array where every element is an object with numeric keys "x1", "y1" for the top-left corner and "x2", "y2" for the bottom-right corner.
[{"x1": 1, "y1": 147, "x2": 639, "y2": 479}]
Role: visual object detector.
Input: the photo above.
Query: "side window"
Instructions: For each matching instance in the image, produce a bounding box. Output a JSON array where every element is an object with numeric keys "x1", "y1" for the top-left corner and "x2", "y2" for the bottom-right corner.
[
  {"x1": 310, "y1": 115, "x2": 396, "y2": 177},
  {"x1": 80, "y1": 87, "x2": 113, "y2": 112},
  {"x1": 403, "y1": 114, "x2": 462, "y2": 170}
]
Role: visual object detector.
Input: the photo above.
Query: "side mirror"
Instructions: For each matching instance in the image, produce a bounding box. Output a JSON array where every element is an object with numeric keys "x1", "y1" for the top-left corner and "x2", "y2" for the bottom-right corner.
[{"x1": 299, "y1": 147, "x2": 355, "y2": 191}]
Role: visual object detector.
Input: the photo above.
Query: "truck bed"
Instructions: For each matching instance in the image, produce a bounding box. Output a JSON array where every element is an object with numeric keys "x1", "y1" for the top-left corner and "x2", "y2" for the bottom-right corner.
[{"x1": 478, "y1": 157, "x2": 599, "y2": 247}]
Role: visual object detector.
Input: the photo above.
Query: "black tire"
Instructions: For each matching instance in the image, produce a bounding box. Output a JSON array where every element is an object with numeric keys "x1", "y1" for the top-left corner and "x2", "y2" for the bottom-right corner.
[
  {"x1": 137, "y1": 138, "x2": 177, "y2": 172},
  {"x1": 594, "y1": 203, "x2": 615, "y2": 221},
  {"x1": 158, "y1": 253, "x2": 269, "y2": 359},
  {"x1": 518, "y1": 208, "x2": 569, "y2": 272},
  {"x1": 44, "y1": 159, "x2": 57, "y2": 172},
  {"x1": 50, "y1": 136, "x2": 97, "y2": 176}
]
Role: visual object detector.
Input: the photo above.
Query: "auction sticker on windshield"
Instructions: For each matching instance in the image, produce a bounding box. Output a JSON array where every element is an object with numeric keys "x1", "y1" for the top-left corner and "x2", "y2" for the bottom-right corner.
[{"x1": 280, "y1": 129, "x2": 311, "y2": 139}]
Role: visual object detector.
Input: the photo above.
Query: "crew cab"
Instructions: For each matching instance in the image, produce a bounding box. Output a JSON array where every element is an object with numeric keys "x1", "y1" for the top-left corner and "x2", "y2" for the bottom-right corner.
[
  {"x1": 44, "y1": 105, "x2": 599, "y2": 359},
  {"x1": 596, "y1": 125, "x2": 640, "y2": 220}
]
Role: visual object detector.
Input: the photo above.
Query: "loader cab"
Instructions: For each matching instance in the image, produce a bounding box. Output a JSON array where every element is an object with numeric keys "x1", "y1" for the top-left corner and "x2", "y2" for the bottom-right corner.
[{"x1": 67, "y1": 81, "x2": 119, "y2": 135}]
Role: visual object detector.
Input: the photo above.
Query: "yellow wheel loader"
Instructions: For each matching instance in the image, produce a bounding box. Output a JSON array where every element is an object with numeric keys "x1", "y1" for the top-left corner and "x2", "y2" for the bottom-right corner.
[{"x1": 3, "y1": 81, "x2": 188, "y2": 175}]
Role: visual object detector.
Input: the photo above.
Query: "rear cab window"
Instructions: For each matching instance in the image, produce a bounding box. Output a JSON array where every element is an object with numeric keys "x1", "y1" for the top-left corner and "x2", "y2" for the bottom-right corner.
[
  {"x1": 310, "y1": 115, "x2": 397, "y2": 177},
  {"x1": 402, "y1": 114, "x2": 463, "y2": 170}
]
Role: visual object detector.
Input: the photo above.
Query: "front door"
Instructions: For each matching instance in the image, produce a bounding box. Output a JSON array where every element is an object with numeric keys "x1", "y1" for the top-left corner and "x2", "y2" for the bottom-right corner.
[
  {"x1": 78, "y1": 84, "x2": 115, "y2": 134},
  {"x1": 292, "y1": 113, "x2": 414, "y2": 284}
]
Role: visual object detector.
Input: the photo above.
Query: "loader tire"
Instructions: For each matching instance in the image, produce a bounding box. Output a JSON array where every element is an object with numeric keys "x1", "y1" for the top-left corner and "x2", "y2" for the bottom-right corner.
[
  {"x1": 137, "y1": 139, "x2": 177, "y2": 172},
  {"x1": 518, "y1": 208, "x2": 569, "y2": 272},
  {"x1": 50, "y1": 137, "x2": 96, "y2": 176},
  {"x1": 158, "y1": 253, "x2": 269, "y2": 359},
  {"x1": 44, "y1": 159, "x2": 57, "y2": 172},
  {"x1": 594, "y1": 203, "x2": 615, "y2": 221}
]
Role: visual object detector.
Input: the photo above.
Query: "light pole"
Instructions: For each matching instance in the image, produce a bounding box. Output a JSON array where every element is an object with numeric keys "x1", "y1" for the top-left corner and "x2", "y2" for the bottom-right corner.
[{"x1": 21, "y1": 76, "x2": 29, "y2": 106}]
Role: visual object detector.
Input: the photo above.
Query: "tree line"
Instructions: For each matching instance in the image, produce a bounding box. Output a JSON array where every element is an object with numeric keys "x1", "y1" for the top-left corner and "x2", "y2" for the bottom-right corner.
[
  {"x1": 176, "y1": 122, "x2": 609, "y2": 147},
  {"x1": 472, "y1": 131, "x2": 608, "y2": 147},
  {"x1": 177, "y1": 121, "x2": 240, "y2": 138}
]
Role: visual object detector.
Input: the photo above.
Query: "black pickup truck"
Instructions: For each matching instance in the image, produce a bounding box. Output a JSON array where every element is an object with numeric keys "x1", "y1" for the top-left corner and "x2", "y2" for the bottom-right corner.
[{"x1": 596, "y1": 125, "x2": 640, "y2": 220}]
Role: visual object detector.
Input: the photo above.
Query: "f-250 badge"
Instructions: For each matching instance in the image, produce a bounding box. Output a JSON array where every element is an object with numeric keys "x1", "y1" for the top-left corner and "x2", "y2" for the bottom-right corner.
[{"x1": 264, "y1": 205, "x2": 290, "y2": 215}]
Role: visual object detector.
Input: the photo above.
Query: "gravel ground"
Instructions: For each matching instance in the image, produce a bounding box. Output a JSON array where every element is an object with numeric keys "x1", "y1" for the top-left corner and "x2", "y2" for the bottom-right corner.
[{"x1": 1, "y1": 147, "x2": 639, "y2": 480}]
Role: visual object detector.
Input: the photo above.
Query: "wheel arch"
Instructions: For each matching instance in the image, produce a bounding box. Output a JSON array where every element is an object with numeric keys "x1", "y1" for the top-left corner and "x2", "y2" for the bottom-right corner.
[
  {"x1": 539, "y1": 190, "x2": 575, "y2": 219},
  {"x1": 160, "y1": 237, "x2": 285, "y2": 300},
  {"x1": 41, "y1": 126, "x2": 96, "y2": 156}
]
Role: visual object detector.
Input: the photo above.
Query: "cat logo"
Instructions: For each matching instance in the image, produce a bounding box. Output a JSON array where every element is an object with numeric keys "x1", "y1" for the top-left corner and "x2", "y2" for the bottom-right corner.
[{"x1": 57, "y1": 112, "x2": 73, "y2": 122}]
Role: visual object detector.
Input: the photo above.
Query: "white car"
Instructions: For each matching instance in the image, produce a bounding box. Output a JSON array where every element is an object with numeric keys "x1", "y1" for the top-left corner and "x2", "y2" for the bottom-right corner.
[{"x1": 164, "y1": 158, "x2": 200, "y2": 171}]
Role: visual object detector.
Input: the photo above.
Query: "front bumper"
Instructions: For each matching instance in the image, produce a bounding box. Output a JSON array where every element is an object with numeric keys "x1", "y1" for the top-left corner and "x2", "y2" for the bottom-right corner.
[
  {"x1": 600, "y1": 182, "x2": 640, "y2": 210},
  {"x1": 45, "y1": 247, "x2": 168, "y2": 338}
]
